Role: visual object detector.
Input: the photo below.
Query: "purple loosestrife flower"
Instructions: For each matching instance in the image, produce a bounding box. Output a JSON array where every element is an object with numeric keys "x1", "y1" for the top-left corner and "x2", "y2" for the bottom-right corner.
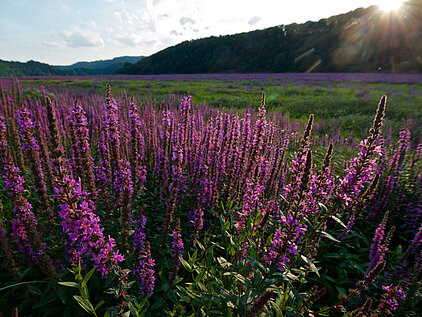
[
  {"x1": 236, "y1": 178, "x2": 264, "y2": 235},
  {"x1": 366, "y1": 212, "x2": 390, "y2": 274},
  {"x1": 131, "y1": 212, "x2": 155, "y2": 295},
  {"x1": 188, "y1": 206, "x2": 204, "y2": 238},
  {"x1": 96, "y1": 133, "x2": 111, "y2": 192},
  {"x1": 34, "y1": 120, "x2": 54, "y2": 192},
  {"x1": 237, "y1": 113, "x2": 252, "y2": 185},
  {"x1": 337, "y1": 141, "x2": 380, "y2": 206},
  {"x1": 113, "y1": 158, "x2": 134, "y2": 204},
  {"x1": 71, "y1": 100, "x2": 96, "y2": 196},
  {"x1": 16, "y1": 107, "x2": 49, "y2": 209},
  {"x1": 104, "y1": 85, "x2": 121, "y2": 178},
  {"x1": 138, "y1": 241, "x2": 155, "y2": 296},
  {"x1": 283, "y1": 115, "x2": 314, "y2": 207},
  {"x1": 244, "y1": 93, "x2": 267, "y2": 182},
  {"x1": 128, "y1": 97, "x2": 147, "y2": 190},
  {"x1": 179, "y1": 95, "x2": 191, "y2": 161},
  {"x1": 132, "y1": 213, "x2": 147, "y2": 272},
  {"x1": 7, "y1": 117, "x2": 26, "y2": 173},
  {"x1": 54, "y1": 176, "x2": 124, "y2": 275},
  {"x1": 336, "y1": 96, "x2": 386, "y2": 207},
  {"x1": 170, "y1": 219, "x2": 184, "y2": 283},
  {"x1": 0, "y1": 116, "x2": 57, "y2": 279},
  {"x1": 113, "y1": 157, "x2": 133, "y2": 252},
  {"x1": 372, "y1": 129, "x2": 411, "y2": 216},
  {"x1": 45, "y1": 98, "x2": 123, "y2": 275},
  {"x1": 66, "y1": 116, "x2": 80, "y2": 178},
  {"x1": 263, "y1": 214, "x2": 305, "y2": 271},
  {"x1": 245, "y1": 290, "x2": 276, "y2": 317},
  {"x1": 373, "y1": 284, "x2": 405, "y2": 316}
]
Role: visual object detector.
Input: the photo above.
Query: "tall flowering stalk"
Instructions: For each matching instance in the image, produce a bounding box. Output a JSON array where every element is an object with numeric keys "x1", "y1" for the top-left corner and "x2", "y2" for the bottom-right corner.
[
  {"x1": 71, "y1": 100, "x2": 96, "y2": 196},
  {"x1": 132, "y1": 212, "x2": 147, "y2": 275},
  {"x1": 34, "y1": 120, "x2": 54, "y2": 192},
  {"x1": 138, "y1": 241, "x2": 155, "y2": 296},
  {"x1": 366, "y1": 211, "x2": 393, "y2": 274},
  {"x1": 170, "y1": 218, "x2": 184, "y2": 284},
  {"x1": 16, "y1": 107, "x2": 49, "y2": 210},
  {"x1": 114, "y1": 157, "x2": 133, "y2": 252},
  {"x1": 6, "y1": 117, "x2": 26, "y2": 173},
  {"x1": 96, "y1": 131, "x2": 111, "y2": 198},
  {"x1": 336, "y1": 96, "x2": 386, "y2": 207},
  {"x1": 370, "y1": 129, "x2": 411, "y2": 218},
  {"x1": 0, "y1": 115, "x2": 57, "y2": 279},
  {"x1": 245, "y1": 290, "x2": 276, "y2": 317},
  {"x1": 46, "y1": 97, "x2": 124, "y2": 275},
  {"x1": 104, "y1": 85, "x2": 121, "y2": 178},
  {"x1": 128, "y1": 97, "x2": 147, "y2": 191},
  {"x1": 131, "y1": 210, "x2": 156, "y2": 296},
  {"x1": 283, "y1": 114, "x2": 314, "y2": 205}
]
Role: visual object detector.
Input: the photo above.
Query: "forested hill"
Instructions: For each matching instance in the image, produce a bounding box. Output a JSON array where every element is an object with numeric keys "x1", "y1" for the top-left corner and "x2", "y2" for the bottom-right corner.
[
  {"x1": 56, "y1": 56, "x2": 144, "y2": 74},
  {"x1": 118, "y1": 0, "x2": 422, "y2": 74},
  {"x1": 0, "y1": 56, "x2": 144, "y2": 77},
  {"x1": 0, "y1": 60, "x2": 68, "y2": 77}
]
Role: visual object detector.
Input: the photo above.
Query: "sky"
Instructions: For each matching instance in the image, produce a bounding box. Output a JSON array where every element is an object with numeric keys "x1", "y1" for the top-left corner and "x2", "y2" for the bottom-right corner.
[{"x1": 0, "y1": 0, "x2": 405, "y2": 65}]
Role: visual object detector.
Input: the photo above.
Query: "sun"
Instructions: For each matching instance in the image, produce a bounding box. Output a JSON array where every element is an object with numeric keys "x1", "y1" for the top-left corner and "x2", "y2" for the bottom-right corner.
[{"x1": 376, "y1": 0, "x2": 405, "y2": 12}]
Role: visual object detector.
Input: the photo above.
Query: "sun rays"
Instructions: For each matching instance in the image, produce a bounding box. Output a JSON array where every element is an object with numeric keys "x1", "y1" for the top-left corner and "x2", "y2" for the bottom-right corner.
[{"x1": 375, "y1": 0, "x2": 406, "y2": 12}]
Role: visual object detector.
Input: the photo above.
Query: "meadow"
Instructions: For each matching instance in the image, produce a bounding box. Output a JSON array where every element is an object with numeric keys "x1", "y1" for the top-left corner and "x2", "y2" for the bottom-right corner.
[{"x1": 0, "y1": 74, "x2": 421, "y2": 316}]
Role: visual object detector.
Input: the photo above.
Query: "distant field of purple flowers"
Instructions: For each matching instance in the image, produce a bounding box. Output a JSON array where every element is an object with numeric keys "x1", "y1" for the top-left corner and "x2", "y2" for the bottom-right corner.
[{"x1": 0, "y1": 75, "x2": 421, "y2": 316}]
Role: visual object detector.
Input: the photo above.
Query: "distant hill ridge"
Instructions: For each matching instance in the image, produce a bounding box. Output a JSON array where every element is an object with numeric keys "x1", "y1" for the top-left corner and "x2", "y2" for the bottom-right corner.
[
  {"x1": 0, "y1": 56, "x2": 144, "y2": 77},
  {"x1": 118, "y1": 0, "x2": 422, "y2": 74}
]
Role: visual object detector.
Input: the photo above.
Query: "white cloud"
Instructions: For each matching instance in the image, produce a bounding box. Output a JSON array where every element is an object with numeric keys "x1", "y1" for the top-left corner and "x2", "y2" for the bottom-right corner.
[{"x1": 62, "y1": 27, "x2": 104, "y2": 48}]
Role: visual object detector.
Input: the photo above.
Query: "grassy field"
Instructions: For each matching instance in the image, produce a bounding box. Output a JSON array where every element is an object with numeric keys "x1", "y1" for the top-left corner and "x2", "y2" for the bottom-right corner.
[{"x1": 16, "y1": 73, "x2": 422, "y2": 138}]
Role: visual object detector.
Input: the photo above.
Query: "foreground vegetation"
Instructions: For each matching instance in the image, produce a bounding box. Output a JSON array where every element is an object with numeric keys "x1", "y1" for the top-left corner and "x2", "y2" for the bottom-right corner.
[{"x1": 0, "y1": 76, "x2": 421, "y2": 316}]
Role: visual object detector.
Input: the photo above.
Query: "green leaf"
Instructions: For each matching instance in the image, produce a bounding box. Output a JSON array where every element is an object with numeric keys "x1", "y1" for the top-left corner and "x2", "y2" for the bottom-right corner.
[
  {"x1": 318, "y1": 202, "x2": 328, "y2": 214},
  {"x1": 336, "y1": 286, "x2": 346, "y2": 297},
  {"x1": 82, "y1": 268, "x2": 96, "y2": 288},
  {"x1": 95, "y1": 300, "x2": 105, "y2": 311},
  {"x1": 246, "y1": 257, "x2": 267, "y2": 275},
  {"x1": 217, "y1": 257, "x2": 232, "y2": 269},
  {"x1": 330, "y1": 215, "x2": 347, "y2": 229},
  {"x1": 55, "y1": 285, "x2": 67, "y2": 304},
  {"x1": 73, "y1": 295, "x2": 93, "y2": 314},
  {"x1": 300, "y1": 255, "x2": 320, "y2": 277},
  {"x1": 227, "y1": 199, "x2": 233, "y2": 210},
  {"x1": 194, "y1": 269, "x2": 206, "y2": 286},
  {"x1": 189, "y1": 250, "x2": 198, "y2": 264},
  {"x1": 81, "y1": 285, "x2": 90, "y2": 299},
  {"x1": 223, "y1": 272, "x2": 246, "y2": 285},
  {"x1": 137, "y1": 296, "x2": 149, "y2": 310},
  {"x1": 222, "y1": 220, "x2": 230, "y2": 231},
  {"x1": 180, "y1": 258, "x2": 193, "y2": 272},
  {"x1": 291, "y1": 287, "x2": 303, "y2": 302},
  {"x1": 128, "y1": 302, "x2": 138, "y2": 316},
  {"x1": 317, "y1": 230, "x2": 340, "y2": 243}
]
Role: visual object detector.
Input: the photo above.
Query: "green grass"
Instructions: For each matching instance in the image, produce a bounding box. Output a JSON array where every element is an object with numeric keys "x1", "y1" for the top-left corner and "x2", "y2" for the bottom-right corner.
[{"x1": 17, "y1": 76, "x2": 422, "y2": 139}]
